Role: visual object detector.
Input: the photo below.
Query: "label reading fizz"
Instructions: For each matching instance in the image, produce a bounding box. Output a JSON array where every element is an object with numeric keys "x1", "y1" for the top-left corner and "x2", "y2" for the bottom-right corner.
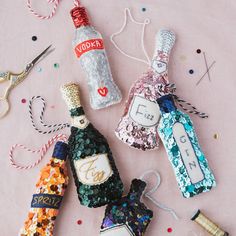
[
  {"x1": 129, "y1": 95, "x2": 160, "y2": 127},
  {"x1": 100, "y1": 224, "x2": 134, "y2": 236},
  {"x1": 75, "y1": 39, "x2": 104, "y2": 58},
  {"x1": 74, "y1": 154, "x2": 113, "y2": 185},
  {"x1": 173, "y1": 122, "x2": 204, "y2": 184}
]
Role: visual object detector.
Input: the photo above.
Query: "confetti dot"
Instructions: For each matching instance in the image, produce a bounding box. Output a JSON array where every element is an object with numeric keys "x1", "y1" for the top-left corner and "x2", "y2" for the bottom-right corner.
[
  {"x1": 37, "y1": 67, "x2": 42, "y2": 72},
  {"x1": 142, "y1": 7, "x2": 146, "y2": 12},
  {"x1": 77, "y1": 220, "x2": 82, "y2": 225},
  {"x1": 196, "y1": 49, "x2": 201, "y2": 54},
  {"x1": 213, "y1": 133, "x2": 219, "y2": 139},
  {"x1": 167, "y1": 227, "x2": 173, "y2": 233},
  {"x1": 189, "y1": 69, "x2": 194, "y2": 74},
  {"x1": 54, "y1": 63, "x2": 59, "y2": 69},
  {"x1": 32, "y1": 36, "x2": 37, "y2": 41},
  {"x1": 51, "y1": 105, "x2": 55, "y2": 109},
  {"x1": 21, "y1": 98, "x2": 27, "y2": 104},
  {"x1": 180, "y1": 55, "x2": 187, "y2": 61}
]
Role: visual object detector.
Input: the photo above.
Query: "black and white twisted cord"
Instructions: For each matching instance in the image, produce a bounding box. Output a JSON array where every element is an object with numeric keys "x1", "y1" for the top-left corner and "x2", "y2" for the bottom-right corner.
[
  {"x1": 158, "y1": 83, "x2": 208, "y2": 119},
  {"x1": 172, "y1": 95, "x2": 208, "y2": 118},
  {"x1": 29, "y1": 96, "x2": 70, "y2": 134}
]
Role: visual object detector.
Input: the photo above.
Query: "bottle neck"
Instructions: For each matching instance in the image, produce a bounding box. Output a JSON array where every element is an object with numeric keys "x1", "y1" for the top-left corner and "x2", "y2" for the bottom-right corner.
[
  {"x1": 52, "y1": 141, "x2": 68, "y2": 161},
  {"x1": 157, "y1": 94, "x2": 177, "y2": 114},
  {"x1": 70, "y1": 106, "x2": 90, "y2": 129},
  {"x1": 151, "y1": 51, "x2": 169, "y2": 75},
  {"x1": 127, "y1": 179, "x2": 146, "y2": 201},
  {"x1": 70, "y1": 6, "x2": 90, "y2": 29}
]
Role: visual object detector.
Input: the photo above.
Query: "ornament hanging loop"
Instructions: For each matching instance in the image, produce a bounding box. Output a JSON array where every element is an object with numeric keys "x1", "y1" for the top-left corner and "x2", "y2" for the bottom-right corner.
[
  {"x1": 140, "y1": 170, "x2": 180, "y2": 220},
  {"x1": 110, "y1": 8, "x2": 151, "y2": 66},
  {"x1": 157, "y1": 83, "x2": 209, "y2": 119},
  {"x1": 27, "y1": 0, "x2": 61, "y2": 20},
  {"x1": 74, "y1": 0, "x2": 81, "y2": 6}
]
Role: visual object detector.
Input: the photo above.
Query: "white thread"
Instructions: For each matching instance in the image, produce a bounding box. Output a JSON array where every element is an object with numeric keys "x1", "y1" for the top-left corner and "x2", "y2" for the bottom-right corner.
[
  {"x1": 110, "y1": 8, "x2": 151, "y2": 66},
  {"x1": 74, "y1": 0, "x2": 81, "y2": 6},
  {"x1": 140, "y1": 170, "x2": 180, "y2": 220}
]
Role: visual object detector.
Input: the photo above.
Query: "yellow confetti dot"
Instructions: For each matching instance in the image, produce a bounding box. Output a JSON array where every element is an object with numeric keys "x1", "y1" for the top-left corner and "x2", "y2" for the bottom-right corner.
[
  {"x1": 213, "y1": 134, "x2": 219, "y2": 139},
  {"x1": 180, "y1": 55, "x2": 187, "y2": 61}
]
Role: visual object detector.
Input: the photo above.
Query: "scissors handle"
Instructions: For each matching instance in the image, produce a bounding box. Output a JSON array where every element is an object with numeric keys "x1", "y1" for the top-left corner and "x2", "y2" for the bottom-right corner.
[
  {"x1": 0, "y1": 96, "x2": 10, "y2": 119},
  {"x1": 0, "y1": 71, "x2": 10, "y2": 82}
]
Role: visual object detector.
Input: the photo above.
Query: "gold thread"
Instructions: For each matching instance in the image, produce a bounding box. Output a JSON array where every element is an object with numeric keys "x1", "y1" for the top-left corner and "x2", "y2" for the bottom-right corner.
[
  {"x1": 61, "y1": 83, "x2": 81, "y2": 110},
  {"x1": 192, "y1": 210, "x2": 228, "y2": 236}
]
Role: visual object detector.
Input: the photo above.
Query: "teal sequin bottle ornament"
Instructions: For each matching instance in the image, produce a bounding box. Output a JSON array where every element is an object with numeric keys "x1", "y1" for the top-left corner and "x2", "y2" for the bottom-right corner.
[
  {"x1": 157, "y1": 94, "x2": 216, "y2": 198},
  {"x1": 61, "y1": 83, "x2": 124, "y2": 207}
]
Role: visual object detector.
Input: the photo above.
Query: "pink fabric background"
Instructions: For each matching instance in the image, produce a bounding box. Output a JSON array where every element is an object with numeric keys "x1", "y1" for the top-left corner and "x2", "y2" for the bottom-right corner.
[{"x1": 0, "y1": 0, "x2": 235, "y2": 235}]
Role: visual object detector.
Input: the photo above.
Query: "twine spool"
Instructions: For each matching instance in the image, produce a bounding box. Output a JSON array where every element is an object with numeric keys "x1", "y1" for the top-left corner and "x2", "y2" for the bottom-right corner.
[{"x1": 191, "y1": 210, "x2": 229, "y2": 236}]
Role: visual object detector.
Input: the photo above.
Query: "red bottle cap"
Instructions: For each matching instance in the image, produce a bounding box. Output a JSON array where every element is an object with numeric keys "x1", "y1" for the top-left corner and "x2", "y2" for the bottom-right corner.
[{"x1": 70, "y1": 6, "x2": 90, "y2": 28}]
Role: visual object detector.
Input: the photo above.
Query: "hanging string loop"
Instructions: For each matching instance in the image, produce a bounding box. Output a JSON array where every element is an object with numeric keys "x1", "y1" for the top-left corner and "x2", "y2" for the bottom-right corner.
[
  {"x1": 140, "y1": 170, "x2": 180, "y2": 220},
  {"x1": 9, "y1": 134, "x2": 68, "y2": 170}
]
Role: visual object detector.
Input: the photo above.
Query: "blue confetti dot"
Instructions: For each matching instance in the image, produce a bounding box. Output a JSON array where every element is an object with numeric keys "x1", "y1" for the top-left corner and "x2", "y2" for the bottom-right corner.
[
  {"x1": 142, "y1": 7, "x2": 146, "y2": 12},
  {"x1": 37, "y1": 67, "x2": 42, "y2": 72}
]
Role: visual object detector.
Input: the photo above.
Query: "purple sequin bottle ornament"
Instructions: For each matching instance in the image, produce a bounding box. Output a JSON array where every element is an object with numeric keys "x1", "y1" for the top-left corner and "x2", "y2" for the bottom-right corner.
[
  {"x1": 71, "y1": 5, "x2": 122, "y2": 110},
  {"x1": 115, "y1": 29, "x2": 175, "y2": 151},
  {"x1": 100, "y1": 179, "x2": 153, "y2": 236}
]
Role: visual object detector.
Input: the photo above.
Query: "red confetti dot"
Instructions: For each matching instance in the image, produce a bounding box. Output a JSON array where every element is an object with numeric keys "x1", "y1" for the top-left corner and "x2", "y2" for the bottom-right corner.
[
  {"x1": 77, "y1": 220, "x2": 82, "y2": 225},
  {"x1": 167, "y1": 228, "x2": 173, "y2": 233},
  {"x1": 21, "y1": 99, "x2": 26, "y2": 104}
]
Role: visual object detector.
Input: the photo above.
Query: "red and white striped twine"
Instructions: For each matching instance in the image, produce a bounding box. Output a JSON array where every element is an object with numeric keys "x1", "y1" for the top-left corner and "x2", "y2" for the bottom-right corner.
[
  {"x1": 27, "y1": 0, "x2": 81, "y2": 20},
  {"x1": 9, "y1": 134, "x2": 68, "y2": 170}
]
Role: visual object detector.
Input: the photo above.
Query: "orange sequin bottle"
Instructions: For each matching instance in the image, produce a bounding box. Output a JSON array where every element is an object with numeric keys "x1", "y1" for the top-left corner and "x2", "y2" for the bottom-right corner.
[{"x1": 19, "y1": 141, "x2": 69, "y2": 236}]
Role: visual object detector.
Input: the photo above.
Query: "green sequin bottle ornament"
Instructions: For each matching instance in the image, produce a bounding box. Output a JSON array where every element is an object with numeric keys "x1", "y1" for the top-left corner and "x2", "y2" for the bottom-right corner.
[
  {"x1": 61, "y1": 83, "x2": 124, "y2": 208},
  {"x1": 157, "y1": 94, "x2": 216, "y2": 198}
]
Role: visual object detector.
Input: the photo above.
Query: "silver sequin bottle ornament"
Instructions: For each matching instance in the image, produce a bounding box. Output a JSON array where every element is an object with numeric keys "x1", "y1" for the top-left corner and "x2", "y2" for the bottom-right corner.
[{"x1": 71, "y1": 6, "x2": 122, "y2": 110}]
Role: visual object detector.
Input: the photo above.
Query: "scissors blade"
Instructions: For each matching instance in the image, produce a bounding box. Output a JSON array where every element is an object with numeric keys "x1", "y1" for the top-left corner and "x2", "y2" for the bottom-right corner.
[{"x1": 28, "y1": 45, "x2": 52, "y2": 67}]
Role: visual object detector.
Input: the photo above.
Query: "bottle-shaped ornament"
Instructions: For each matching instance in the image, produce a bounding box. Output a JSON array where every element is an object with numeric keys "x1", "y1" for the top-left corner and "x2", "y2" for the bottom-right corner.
[
  {"x1": 115, "y1": 29, "x2": 175, "y2": 151},
  {"x1": 100, "y1": 179, "x2": 153, "y2": 236},
  {"x1": 157, "y1": 94, "x2": 216, "y2": 198},
  {"x1": 70, "y1": 6, "x2": 122, "y2": 110},
  {"x1": 61, "y1": 83, "x2": 124, "y2": 208},
  {"x1": 19, "y1": 141, "x2": 69, "y2": 236}
]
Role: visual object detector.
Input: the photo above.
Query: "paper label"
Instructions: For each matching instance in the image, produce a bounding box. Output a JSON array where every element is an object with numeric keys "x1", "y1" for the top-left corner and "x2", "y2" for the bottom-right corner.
[
  {"x1": 75, "y1": 38, "x2": 104, "y2": 58},
  {"x1": 129, "y1": 95, "x2": 160, "y2": 127},
  {"x1": 31, "y1": 194, "x2": 63, "y2": 209},
  {"x1": 152, "y1": 60, "x2": 167, "y2": 74},
  {"x1": 100, "y1": 224, "x2": 134, "y2": 236},
  {"x1": 173, "y1": 122, "x2": 204, "y2": 184},
  {"x1": 74, "y1": 154, "x2": 113, "y2": 185},
  {"x1": 71, "y1": 115, "x2": 89, "y2": 129}
]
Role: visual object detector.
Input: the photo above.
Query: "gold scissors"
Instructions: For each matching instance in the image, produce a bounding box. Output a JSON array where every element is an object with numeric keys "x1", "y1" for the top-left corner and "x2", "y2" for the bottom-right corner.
[{"x1": 0, "y1": 45, "x2": 52, "y2": 119}]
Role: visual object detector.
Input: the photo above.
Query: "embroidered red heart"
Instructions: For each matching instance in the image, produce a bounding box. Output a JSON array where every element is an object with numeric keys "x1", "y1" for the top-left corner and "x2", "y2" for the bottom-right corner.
[{"x1": 98, "y1": 87, "x2": 108, "y2": 97}]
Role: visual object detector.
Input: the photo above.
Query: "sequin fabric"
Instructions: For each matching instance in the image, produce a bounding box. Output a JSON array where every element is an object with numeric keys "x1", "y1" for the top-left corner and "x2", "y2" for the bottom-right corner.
[
  {"x1": 72, "y1": 7, "x2": 122, "y2": 110},
  {"x1": 19, "y1": 142, "x2": 69, "y2": 236},
  {"x1": 61, "y1": 83, "x2": 124, "y2": 208},
  {"x1": 100, "y1": 179, "x2": 153, "y2": 236},
  {"x1": 115, "y1": 29, "x2": 175, "y2": 151},
  {"x1": 157, "y1": 95, "x2": 216, "y2": 198}
]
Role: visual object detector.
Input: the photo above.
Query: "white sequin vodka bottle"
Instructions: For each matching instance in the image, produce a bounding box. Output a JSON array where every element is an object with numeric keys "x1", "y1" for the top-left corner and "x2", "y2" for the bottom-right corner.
[{"x1": 70, "y1": 6, "x2": 122, "y2": 110}]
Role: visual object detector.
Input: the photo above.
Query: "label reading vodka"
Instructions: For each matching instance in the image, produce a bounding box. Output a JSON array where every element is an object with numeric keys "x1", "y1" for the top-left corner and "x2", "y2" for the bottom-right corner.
[
  {"x1": 100, "y1": 224, "x2": 134, "y2": 236},
  {"x1": 129, "y1": 95, "x2": 160, "y2": 127},
  {"x1": 173, "y1": 122, "x2": 204, "y2": 184},
  {"x1": 75, "y1": 38, "x2": 104, "y2": 58},
  {"x1": 74, "y1": 154, "x2": 113, "y2": 185}
]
